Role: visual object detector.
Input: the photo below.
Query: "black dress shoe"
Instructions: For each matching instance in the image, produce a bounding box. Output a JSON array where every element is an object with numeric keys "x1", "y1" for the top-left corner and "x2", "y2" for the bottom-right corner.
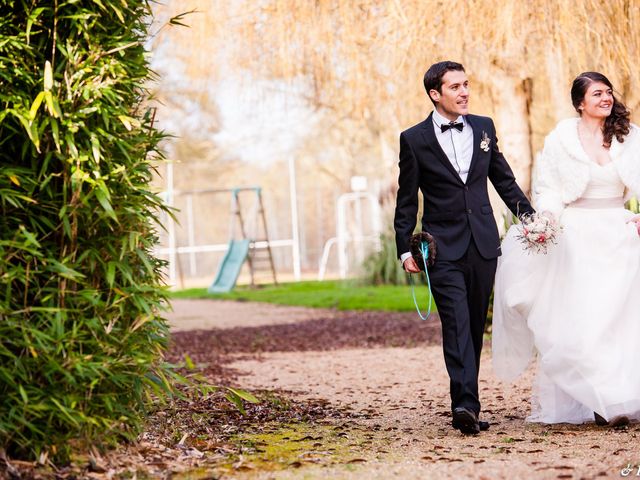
[
  {"x1": 594, "y1": 412, "x2": 608, "y2": 426},
  {"x1": 609, "y1": 415, "x2": 630, "y2": 428},
  {"x1": 479, "y1": 420, "x2": 490, "y2": 431},
  {"x1": 452, "y1": 407, "x2": 480, "y2": 434}
]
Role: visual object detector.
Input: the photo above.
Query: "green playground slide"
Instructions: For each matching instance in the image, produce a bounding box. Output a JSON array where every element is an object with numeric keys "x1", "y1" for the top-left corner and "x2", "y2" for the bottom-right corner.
[{"x1": 208, "y1": 239, "x2": 251, "y2": 293}]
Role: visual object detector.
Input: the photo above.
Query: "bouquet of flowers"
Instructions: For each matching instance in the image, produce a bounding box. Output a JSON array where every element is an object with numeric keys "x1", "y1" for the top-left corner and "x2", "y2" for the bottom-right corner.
[{"x1": 516, "y1": 212, "x2": 561, "y2": 254}]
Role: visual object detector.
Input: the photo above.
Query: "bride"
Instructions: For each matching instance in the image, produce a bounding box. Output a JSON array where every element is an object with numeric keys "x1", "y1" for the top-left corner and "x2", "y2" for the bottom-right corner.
[{"x1": 492, "y1": 72, "x2": 640, "y2": 426}]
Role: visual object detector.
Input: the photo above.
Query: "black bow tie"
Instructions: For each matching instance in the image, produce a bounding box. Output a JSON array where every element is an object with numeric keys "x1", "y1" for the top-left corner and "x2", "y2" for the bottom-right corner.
[{"x1": 441, "y1": 121, "x2": 463, "y2": 133}]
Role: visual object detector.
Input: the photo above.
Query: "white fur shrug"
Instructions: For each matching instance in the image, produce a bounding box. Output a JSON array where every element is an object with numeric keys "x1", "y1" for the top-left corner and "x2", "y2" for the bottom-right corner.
[{"x1": 533, "y1": 117, "x2": 640, "y2": 216}]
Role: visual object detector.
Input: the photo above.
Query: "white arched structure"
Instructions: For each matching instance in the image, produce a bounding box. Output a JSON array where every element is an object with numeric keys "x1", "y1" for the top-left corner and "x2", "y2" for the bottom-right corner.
[{"x1": 318, "y1": 191, "x2": 382, "y2": 280}]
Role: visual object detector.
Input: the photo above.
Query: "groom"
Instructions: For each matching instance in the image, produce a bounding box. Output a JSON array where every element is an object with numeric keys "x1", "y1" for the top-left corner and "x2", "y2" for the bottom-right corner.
[{"x1": 394, "y1": 61, "x2": 534, "y2": 434}]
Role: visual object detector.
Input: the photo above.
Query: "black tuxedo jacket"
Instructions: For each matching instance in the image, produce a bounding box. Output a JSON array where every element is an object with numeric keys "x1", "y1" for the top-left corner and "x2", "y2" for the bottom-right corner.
[{"x1": 394, "y1": 113, "x2": 534, "y2": 261}]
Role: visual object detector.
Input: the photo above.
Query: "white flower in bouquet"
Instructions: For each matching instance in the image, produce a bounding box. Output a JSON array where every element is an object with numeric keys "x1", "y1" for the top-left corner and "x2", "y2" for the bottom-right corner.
[{"x1": 516, "y1": 213, "x2": 561, "y2": 254}]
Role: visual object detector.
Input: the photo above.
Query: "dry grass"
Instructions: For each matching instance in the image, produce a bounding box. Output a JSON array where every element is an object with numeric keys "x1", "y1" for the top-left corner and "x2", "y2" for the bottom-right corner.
[
  {"x1": 151, "y1": 0, "x2": 640, "y2": 187},
  {"x1": 146, "y1": 1, "x2": 640, "y2": 274}
]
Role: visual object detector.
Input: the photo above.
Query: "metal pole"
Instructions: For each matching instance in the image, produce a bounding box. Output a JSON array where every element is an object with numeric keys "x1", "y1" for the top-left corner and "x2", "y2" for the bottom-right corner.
[
  {"x1": 354, "y1": 194, "x2": 364, "y2": 264},
  {"x1": 235, "y1": 191, "x2": 255, "y2": 287},
  {"x1": 337, "y1": 194, "x2": 348, "y2": 279},
  {"x1": 288, "y1": 156, "x2": 301, "y2": 280},
  {"x1": 166, "y1": 161, "x2": 176, "y2": 286},
  {"x1": 258, "y1": 190, "x2": 278, "y2": 285},
  {"x1": 186, "y1": 194, "x2": 196, "y2": 276}
]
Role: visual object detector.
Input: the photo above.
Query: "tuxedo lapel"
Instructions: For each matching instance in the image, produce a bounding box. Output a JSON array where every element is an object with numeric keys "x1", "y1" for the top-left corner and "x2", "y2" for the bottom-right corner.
[
  {"x1": 465, "y1": 115, "x2": 483, "y2": 181},
  {"x1": 421, "y1": 114, "x2": 464, "y2": 184}
]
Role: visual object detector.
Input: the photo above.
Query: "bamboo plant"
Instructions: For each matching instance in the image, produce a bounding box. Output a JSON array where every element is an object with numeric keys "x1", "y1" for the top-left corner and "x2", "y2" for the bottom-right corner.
[{"x1": 0, "y1": 0, "x2": 174, "y2": 460}]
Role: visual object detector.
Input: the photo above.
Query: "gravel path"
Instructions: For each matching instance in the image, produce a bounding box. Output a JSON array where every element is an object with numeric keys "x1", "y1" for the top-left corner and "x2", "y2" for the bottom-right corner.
[
  {"x1": 167, "y1": 299, "x2": 338, "y2": 331},
  {"x1": 168, "y1": 299, "x2": 640, "y2": 479}
]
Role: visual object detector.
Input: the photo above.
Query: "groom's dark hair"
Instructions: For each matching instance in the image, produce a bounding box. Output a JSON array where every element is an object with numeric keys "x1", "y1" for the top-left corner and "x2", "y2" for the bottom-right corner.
[{"x1": 423, "y1": 61, "x2": 465, "y2": 106}]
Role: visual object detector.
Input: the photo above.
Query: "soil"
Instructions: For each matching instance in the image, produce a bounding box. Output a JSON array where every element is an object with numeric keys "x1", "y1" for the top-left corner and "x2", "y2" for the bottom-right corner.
[
  {"x1": 168, "y1": 299, "x2": 640, "y2": 479},
  {"x1": 5, "y1": 299, "x2": 639, "y2": 479}
]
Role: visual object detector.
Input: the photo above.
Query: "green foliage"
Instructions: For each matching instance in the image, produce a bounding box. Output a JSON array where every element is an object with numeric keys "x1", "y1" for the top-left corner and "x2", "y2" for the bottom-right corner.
[
  {"x1": 225, "y1": 387, "x2": 260, "y2": 415},
  {"x1": 360, "y1": 232, "x2": 408, "y2": 286},
  {"x1": 180, "y1": 354, "x2": 259, "y2": 415},
  {"x1": 172, "y1": 280, "x2": 436, "y2": 312},
  {"x1": 0, "y1": 0, "x2": 172, "y2": 460}
]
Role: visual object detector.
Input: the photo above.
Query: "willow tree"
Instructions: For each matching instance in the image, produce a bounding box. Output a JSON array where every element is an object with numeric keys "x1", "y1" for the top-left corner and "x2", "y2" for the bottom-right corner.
[
  {"x1": 0, "y1": 1, "x2": 172, "y2": 460},
  {"x1": 153, "y1": 0, "x2": 640, "y2": 193}
]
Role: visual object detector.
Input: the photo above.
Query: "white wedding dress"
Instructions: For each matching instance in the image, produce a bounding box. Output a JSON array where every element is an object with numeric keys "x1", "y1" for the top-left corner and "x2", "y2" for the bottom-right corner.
[{"x1": 493, "y1": 161, "x2": 640, "y2": 423}]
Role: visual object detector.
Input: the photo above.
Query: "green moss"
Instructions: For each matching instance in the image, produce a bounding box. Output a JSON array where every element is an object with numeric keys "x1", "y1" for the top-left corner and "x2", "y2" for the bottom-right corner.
[
  {"x1": 230, "y1": 423, "x2": 370, "y2": 469},
  {"x1": 175, "y1": 421, "x2": 390, "y2": 477}
]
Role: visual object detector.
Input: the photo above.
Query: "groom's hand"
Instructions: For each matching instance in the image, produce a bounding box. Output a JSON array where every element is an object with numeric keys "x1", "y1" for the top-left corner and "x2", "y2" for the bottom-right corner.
[{"x1": 403, "y1": 257, "x2": 421, "y2": 273}]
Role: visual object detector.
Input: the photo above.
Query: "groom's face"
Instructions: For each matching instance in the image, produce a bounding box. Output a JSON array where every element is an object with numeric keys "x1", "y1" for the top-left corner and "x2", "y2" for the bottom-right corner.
[{"x1": 430, "y1": 70, "x2": 469, "y2": 121}]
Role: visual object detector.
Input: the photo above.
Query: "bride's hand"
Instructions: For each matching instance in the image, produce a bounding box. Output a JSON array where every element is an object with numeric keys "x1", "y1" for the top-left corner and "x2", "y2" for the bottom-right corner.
[
  {"x1": 626, "y1": 214, "x2": 640, "y2": 235},
  {"x1": 540, "y1": 210, "x2": 557, "y2": 225}
]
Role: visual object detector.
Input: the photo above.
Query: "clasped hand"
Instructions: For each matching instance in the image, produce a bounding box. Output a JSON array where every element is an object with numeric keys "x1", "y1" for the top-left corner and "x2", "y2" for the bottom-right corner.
[{"x1": 627, "y1": 214, "x2": 640, "y2": 235}]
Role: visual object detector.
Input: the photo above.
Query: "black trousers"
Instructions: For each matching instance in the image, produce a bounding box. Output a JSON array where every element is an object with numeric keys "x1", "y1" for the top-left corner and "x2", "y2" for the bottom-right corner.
[{"x1": 428, "y1": 237, "x2": 497, "y2": 415}]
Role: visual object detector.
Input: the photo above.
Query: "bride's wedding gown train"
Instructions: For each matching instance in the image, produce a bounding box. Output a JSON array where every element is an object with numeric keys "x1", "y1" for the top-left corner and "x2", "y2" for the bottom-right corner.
[{"x1": 493, "y1": 161, "x2": 640, "y2": 423}]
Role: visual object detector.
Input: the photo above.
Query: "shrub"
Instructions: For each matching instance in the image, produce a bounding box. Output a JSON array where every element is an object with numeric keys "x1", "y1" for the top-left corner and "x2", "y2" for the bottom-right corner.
[
  {"x1": 0, "y1": 1, "x2": 172, "y2": 460},
  {"x1": 360, "y1": 231, "x2": 408, "y2": 285}
]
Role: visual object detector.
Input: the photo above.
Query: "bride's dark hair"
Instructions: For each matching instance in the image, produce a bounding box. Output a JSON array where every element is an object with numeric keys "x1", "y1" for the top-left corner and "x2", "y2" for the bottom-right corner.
[{"x1": 571, "y1": 71, "x2": 630, "y2": 146}]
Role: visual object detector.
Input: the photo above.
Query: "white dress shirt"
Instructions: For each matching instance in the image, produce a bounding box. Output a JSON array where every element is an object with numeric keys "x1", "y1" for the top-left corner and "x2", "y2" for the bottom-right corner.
[
  {"x1": 431, "y1": 109, "x2": 474, "y2": 183},
  {"x1": 400, "y1": 109, "x2": 475, "y2": 265}
]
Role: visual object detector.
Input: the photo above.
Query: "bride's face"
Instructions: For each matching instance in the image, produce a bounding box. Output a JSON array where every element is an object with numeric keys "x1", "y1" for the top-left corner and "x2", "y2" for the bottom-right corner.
[{"x1": 578, "y1": 81, "x2": 614, "y2": 120}]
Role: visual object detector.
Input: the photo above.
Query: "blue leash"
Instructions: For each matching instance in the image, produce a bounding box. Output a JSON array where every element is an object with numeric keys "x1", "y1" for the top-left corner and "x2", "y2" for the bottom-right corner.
[{"x1": 409, "y1": 242, "x2": 433, "y2": 321}]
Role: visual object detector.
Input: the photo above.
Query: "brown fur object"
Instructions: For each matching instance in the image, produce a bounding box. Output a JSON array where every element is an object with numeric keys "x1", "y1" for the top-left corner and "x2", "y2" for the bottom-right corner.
[{"x1": 410, "y1": 232, "x2": 437, "y2": 270}]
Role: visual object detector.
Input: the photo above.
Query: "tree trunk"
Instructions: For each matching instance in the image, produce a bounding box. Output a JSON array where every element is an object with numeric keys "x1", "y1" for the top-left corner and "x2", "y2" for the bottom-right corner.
[
  {"x1": 490, "y1": 74, "x2": 533, "y2": 193},
  {"x1": 482, "y1": 70, "x2": 534, "y2": 232}
]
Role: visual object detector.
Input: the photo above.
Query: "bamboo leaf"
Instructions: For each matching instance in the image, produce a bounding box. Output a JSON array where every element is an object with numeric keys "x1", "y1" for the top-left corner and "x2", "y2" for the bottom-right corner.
[
  {"x1": 118, "y1": 115, "x2": 132, "y2": 131},
  {"x1": 109, "y1": 3, "x2": 125, "y2": 23},
  {"x1": 168, "y1": 10, "x2": 197, "y2": 28},
  {"x1": 44, "y1": 60, "x2": 53, "y2": 90},
  {"x1": 226, "y1": 387, "x2": 259, "y2": 404},
  {"x1": 130, "y1": 314, "x2": 152, "y2": 332},
  {"x1": 49, "y1": 260, "x2": 86, "y2": 280},
  {"x1": 117, "y1": 115, "x2": 140, "y2": 131},
  {"x1": 106, "y1": 261, "x2": 116, "y2": 287},
  {"x1": 49, "y1": 398, "x2": 80, "y2": 427},
  {"x1": 19, "y1": 225, "x2": 41, "y2": 247},
  {"x1": 184, "y1": 354, "x2": 195, "y2": 370},
  {"x1": 50, "y1": 118, "x2": 60, "y2": 150},
  {"x1": 44, "y1": 91, "x2": 61, "y2": 118},
  {"x1": 225, "y1": 392, "x2": 247, "y2": 415},
  {"x1": 94, "y1": 187, "x2": 117, "y2": 220},
  {"x1": 91, "y1": 135, "x2": 100, "y2": 163},
  {"x1": 65, "y1": 132, "x2": 78, "y2": 158},
  {"x1": 135, "y1": 248, "x2": 154, "y2": 275},
  {"x1": 52, "y1": 96, "x2": 62, "y2": 118},
  {"x1": 26, "y1": 7, "x2": 46, "y2": 44},
  {"x1": 29, "y1": 91, "x2": 46, "y2": 120},
  {"x1": 18, "y1": 385, "x2": 29, "y2": 403}
]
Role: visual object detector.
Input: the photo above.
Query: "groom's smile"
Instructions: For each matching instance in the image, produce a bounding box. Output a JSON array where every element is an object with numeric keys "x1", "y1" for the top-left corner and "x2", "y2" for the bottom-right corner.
[{"x1": 429, "y1": 69, "x2": 470, "y2": 121}]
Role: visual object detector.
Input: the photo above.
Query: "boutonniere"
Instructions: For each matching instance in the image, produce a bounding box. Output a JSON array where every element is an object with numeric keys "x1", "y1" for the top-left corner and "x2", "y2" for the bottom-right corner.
[{"x1": 480, "y1": 131, "x2": 491, "y2": 152}]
